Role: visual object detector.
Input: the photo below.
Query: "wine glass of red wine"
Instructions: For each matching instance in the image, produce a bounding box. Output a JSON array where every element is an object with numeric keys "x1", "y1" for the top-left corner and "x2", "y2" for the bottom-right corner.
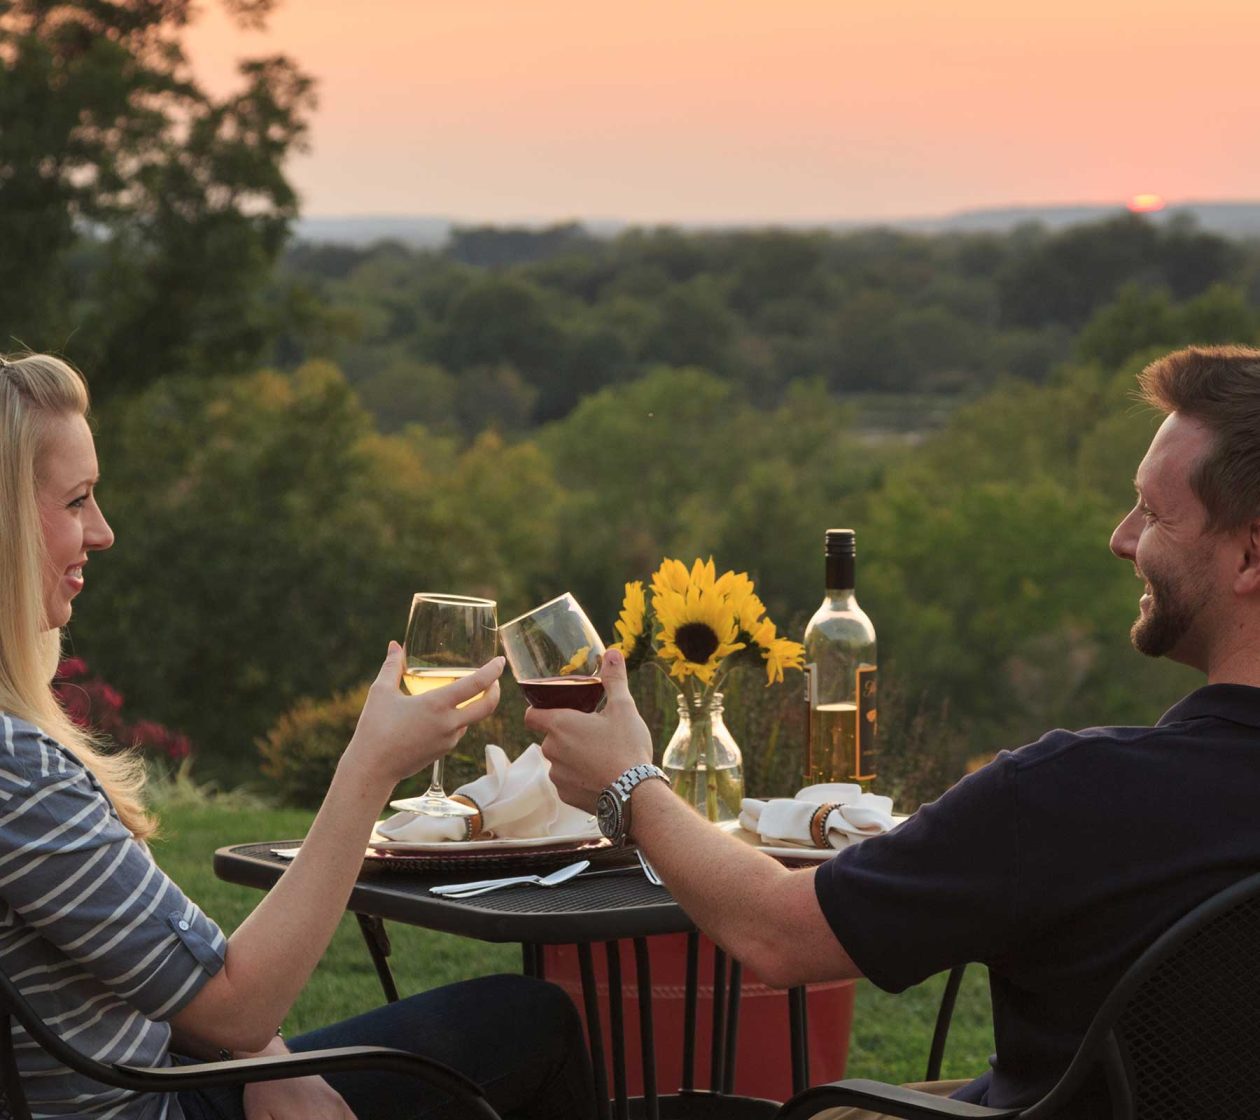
[{"x1": 499, "y1": 593, "x2": 606, "y2": 712}]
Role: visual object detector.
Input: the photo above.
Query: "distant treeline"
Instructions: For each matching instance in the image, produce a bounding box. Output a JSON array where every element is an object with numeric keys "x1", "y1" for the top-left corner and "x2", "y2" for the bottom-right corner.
[{"x1": 271, "y1": 214, "x2": 1258, "y2": 431}]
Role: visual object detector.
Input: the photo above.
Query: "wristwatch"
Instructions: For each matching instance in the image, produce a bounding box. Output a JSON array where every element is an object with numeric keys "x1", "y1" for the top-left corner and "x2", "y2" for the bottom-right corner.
[{"x1": 596, "y1": 764, "x2": 671, "y2": 844}]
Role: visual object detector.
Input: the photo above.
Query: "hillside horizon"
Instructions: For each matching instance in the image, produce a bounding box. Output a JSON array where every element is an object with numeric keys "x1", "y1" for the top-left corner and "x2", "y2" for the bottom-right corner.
[{"x1": 294, "y1": 199, "x2": 1260, "y2": 248}]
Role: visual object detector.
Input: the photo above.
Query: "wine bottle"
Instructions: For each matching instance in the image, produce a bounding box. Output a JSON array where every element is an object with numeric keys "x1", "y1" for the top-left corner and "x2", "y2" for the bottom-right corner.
[{"x1": 802, "y1": 528, "x2": 878, "y2": 789}]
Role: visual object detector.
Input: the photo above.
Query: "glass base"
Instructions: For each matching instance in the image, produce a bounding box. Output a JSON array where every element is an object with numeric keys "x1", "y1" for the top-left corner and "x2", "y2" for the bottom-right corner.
[{"x1": 390, "y1": 794, "x2": 479, "y2": 818}]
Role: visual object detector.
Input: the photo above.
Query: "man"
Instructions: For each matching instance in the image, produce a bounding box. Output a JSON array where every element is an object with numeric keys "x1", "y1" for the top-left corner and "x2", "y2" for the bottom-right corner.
[{"x1": 526, "y1": 345, "x2": 1260, "y2": 1120}]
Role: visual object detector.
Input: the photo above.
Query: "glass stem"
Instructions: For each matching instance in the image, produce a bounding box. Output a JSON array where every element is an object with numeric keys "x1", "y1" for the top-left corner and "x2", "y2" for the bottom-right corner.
[{"x1": 424, "y1": 757, "x2": 447, "y2": 799}]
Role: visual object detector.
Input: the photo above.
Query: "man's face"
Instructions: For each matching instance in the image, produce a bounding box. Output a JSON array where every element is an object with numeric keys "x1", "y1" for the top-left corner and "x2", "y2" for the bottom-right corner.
[{"x1": 1109, "y1": 413, "x2": 1223, "y2": 669}]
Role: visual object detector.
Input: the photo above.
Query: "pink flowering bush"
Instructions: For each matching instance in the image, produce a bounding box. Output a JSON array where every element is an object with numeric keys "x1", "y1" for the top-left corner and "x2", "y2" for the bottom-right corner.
[{"x1": 54, "y1": 658, "x2": 192, "y2": 765}]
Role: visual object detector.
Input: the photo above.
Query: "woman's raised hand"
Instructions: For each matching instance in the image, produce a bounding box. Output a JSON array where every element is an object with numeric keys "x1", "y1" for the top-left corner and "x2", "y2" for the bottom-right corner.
[{"x1": 346, "y1": 642, "x2": 504, "y2": 788}]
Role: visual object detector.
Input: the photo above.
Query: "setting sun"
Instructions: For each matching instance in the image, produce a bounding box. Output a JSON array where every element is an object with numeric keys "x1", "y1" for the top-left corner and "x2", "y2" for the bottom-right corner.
[{"x1": 1127, "y1": 193, "x2": 1166, "y2": 213}]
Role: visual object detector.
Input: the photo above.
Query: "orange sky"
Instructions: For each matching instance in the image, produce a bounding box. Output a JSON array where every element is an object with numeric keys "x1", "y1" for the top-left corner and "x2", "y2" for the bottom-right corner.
[{"x1": 185, "y1": 0, "x2": 1260, "y2": 223}]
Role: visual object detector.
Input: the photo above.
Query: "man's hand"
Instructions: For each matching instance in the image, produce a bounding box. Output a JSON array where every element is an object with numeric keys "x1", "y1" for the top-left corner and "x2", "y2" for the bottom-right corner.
[{"x1": 526, "y1": 649, "x2": 653, "y2": 810}]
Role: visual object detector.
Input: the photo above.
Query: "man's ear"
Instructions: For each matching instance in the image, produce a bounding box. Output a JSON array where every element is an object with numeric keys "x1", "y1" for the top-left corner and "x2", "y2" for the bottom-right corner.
[{"x1": 1234, "y1": 519, "x2": 1260, "y2": 595}]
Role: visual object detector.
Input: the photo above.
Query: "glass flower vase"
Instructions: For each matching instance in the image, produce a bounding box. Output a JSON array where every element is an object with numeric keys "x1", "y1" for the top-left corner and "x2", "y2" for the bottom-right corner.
[{"x1": 661, "y1": 691, "x2": 744, "y2": 822}]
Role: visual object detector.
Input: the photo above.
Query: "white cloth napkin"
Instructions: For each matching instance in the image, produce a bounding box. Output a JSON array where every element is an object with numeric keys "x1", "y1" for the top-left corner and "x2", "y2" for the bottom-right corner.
[
  {"x1": 375, "y1": 744, "x2": 590, "y2": 843},
  {"x1": 738, "y1": 783, "x2": 896, "y2": 850}
]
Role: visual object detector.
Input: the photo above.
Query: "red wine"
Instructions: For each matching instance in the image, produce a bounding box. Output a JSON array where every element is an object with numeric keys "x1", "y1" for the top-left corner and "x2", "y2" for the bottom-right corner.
[{"x1": 518, "y1": 676, "x2": 604, "y2": 712}]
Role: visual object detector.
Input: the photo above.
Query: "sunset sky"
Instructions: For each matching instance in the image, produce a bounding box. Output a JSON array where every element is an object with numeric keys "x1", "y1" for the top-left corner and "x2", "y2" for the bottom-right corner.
[{"x1": 185, "y1": 0, "x2": 1260, "y2": 224}]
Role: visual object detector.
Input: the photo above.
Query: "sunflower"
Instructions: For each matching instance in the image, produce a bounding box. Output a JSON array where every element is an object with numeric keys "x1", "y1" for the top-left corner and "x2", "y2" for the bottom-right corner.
[
  {"x1": 746, "y1": 617, "x2": 805, "y2": 685},
  {"x1": 652, "y1": 557, "x2": 716, "y2": 600},
  {"x1": 715, "y1": 569, "x2": 758, "y2": 624},
  {"x1": 610, "y1": 581, "x2": 647, "y2": 661},
  {"x1": 653, "y1": 582, "x2": 744, "y2": 685}
]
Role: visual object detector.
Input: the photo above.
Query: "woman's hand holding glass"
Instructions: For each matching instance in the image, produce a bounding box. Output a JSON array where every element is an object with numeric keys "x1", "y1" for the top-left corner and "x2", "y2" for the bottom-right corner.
[
  {"x1": 345, "y1": 640, "x2": 503, "y2": 793},
  {"x1": 394, "y1": 592, "x2": 499, "y2": 816}
]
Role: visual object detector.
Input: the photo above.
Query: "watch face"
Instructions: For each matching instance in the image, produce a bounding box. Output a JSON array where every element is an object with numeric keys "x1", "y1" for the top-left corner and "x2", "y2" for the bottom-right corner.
[{"x1": 596, "y1": 789, "x2": 623, "y2": 841}]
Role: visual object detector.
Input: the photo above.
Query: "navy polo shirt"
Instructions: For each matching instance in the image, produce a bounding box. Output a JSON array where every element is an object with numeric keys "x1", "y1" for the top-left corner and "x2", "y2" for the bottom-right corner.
[{"x1": 814, "y1": 684, "x2": 1260, "y2": 1120}]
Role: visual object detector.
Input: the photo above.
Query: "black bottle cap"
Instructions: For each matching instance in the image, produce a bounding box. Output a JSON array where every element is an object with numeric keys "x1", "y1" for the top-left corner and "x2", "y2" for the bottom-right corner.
[
  {"x1": 823, "y1": 529, "x2": 856, "y2": 591},
  {"x1": 824, "y1": 529, "x2": 856, "y2": 556}
]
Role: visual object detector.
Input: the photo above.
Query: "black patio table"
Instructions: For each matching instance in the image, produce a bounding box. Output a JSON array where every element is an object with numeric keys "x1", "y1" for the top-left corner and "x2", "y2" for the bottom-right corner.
[{"x1": 214, "y1": 842, "x2": 826, "y2": 1120}]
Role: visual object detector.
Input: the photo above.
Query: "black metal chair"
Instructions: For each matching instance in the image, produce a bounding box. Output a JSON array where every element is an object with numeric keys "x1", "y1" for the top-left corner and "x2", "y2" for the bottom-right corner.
[
  {"x1": 0, "y1": 963, "x2": 501, "y2": 1120},
  {"x1": 777, "y1": 868, "x2": 1260, "y2": 1120},
  {"x1": 923, "y1": 965, "x2": 968, "y2": 1085}
]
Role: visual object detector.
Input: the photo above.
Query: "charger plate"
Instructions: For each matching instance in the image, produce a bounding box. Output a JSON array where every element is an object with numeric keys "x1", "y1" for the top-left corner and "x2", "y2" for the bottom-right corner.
[
  {"x1": 268, "y1": 834, "x2": 628, "y2": 875},
  {"x1": 368, "y1": 827, "x2": 600, "y2": 854},
  {"x1": 362, "y1": 834, "x2": 625, "y2": 874},
  {"x1": 365, "y1": 831, "x2": 624, "y2": 871}
]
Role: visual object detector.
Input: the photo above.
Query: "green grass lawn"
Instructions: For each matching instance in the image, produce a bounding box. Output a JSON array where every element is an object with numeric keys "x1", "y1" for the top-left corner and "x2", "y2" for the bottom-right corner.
[{"x1": 151, "y1": 802, "x2": 993, "y2": 1086}]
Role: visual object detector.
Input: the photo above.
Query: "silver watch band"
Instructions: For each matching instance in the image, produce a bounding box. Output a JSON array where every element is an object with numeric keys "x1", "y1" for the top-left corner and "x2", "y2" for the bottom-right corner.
[{"x1": 611, "y1": 763, "x2": 670, "y2": 801}]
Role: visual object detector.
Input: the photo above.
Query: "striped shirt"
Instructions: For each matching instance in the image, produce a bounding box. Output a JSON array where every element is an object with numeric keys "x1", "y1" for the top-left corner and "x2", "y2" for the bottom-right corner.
[{"x1": 0, "y1": 714, "x2": 226, "y2": 1119}]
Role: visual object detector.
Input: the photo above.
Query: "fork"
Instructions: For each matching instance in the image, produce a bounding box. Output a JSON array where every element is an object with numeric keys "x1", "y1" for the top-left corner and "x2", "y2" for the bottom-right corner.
[
  {"x1": 432, "y1": 859, "x2": 590, "y2": 898},
  {"x1": 637, "y1": 849, "x2": 664, "y2": 887}
]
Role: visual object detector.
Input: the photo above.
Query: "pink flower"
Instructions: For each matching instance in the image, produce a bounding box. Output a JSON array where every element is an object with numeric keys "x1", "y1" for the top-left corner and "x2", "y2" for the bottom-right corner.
[
  {"x1": 55, "y1": 658, "x2": 88, "y2": 680},
  {"x1": 96, "y1": 685, "x2": 125, "y2": 712},
  {"x1": 52, "y1": 662, "x2": 196, "y2": 765},
  {"x1": 56, "y1": 686, "x2": 92, "y2": 727}
]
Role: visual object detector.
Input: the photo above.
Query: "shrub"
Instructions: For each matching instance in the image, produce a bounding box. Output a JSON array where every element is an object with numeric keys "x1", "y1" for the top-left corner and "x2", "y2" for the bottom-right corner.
[
  {"x1": 53, "y1": 658, "x2": 192, "y2": 770},
  {"x1": 258, "y1": 677, "x2": 533, "y2": 810},
  {"x1": 258, "y1": 684, "x2": 371, "y2": 810}
]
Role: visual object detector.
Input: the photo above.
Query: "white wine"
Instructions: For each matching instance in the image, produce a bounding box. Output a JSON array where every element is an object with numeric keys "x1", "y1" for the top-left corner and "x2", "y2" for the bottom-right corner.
[
  {"x1": 402, "y1": 667, "x2": 484, "y2": 707},
  {"x1": 809, "y1": 702, "x2": 860, "y2": 790},
  {"x1": 803, "y1": 530, "x2": 878, "y2": 789}
]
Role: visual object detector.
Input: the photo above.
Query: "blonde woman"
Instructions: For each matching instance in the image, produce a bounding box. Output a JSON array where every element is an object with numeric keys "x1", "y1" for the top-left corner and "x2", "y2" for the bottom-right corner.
[{"x1": 0, "y1": 354, "x2": 593, "y2": 1120}]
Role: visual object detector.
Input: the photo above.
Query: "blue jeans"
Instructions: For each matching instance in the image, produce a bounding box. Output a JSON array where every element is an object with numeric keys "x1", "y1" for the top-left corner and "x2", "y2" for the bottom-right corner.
[{"x1": 176, "y1": 974, "x2": 595, "y2": 1120}]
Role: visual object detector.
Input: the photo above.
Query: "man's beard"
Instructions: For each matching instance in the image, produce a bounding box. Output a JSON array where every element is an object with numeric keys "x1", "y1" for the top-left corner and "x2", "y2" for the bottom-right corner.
[{"x1": 1130, "y1": 566, "x2": 1207, "y2": 659}]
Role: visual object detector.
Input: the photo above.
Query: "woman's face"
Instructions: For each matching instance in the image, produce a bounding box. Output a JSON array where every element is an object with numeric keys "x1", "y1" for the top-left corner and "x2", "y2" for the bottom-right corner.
[{"x1": 35, "y1": 413, "x2": 113, "y2": 629}]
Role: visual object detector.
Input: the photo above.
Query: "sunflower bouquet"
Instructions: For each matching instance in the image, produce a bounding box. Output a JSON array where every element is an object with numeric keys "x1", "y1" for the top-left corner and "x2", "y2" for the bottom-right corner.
[{"x1": 610, "y1": 558, "x2": 804, "y2": 820}]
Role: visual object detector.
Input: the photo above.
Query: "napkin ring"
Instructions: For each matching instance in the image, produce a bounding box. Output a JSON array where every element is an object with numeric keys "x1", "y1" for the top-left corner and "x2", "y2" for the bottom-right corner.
[
  {"x1": 809, "y1": 803, "x2": 841, "y2": 849},
  {"x1": 449, "y1": 794, "x2": 484, "y2": 841}
]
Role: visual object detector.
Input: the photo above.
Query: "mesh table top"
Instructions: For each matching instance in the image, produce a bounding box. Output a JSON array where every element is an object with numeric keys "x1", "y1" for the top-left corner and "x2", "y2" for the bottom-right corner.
[{"x1": 215, "y1": 842, "x2": 694, "y2": 945}]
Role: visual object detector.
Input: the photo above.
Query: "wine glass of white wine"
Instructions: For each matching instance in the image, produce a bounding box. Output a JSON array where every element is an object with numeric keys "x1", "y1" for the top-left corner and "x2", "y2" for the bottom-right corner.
[
  {"x1": 499, "y1": 593, "x2": 606, "y2": 712},
  {"x1": 396, "y1": 592, "x2": 498, "y2": 818}
]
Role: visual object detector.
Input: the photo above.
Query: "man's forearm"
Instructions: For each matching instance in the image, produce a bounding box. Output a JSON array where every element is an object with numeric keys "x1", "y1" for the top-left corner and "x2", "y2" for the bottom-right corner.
[{"x1": 627, "y1": 780, "x2": 860, "y2": 988}]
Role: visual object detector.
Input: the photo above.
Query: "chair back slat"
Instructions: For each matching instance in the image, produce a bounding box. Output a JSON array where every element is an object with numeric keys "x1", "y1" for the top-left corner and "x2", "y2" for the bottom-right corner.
[
  {"x1": 1113, "y1": 888, "x2": 1260, "y2": 1118},
  {"x1": 1021, "y1": 871, "x2": 1260, "y2": 1120},
  {"x1": 0, "y1": 1010, "x2": 32, "y2": 1120}
]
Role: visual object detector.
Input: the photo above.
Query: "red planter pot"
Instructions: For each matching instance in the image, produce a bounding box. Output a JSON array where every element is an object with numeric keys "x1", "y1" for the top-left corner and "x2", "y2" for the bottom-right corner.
[{"x1": 543, "y1": 932, "x2": 856, "y2": 1102}]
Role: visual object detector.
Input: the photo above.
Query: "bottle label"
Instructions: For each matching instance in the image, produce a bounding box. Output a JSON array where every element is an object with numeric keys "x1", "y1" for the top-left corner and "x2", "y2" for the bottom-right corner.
[
  {"x1": 803, "y1": 663, "x2": 817, "y2": 707},
  {"x1": 853, "y1": 665, "x2": 878, "y2": 781}
]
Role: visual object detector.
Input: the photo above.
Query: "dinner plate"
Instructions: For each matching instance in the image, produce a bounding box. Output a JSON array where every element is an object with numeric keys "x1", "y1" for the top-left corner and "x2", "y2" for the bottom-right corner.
[
  {"x1": 718, "y1": 821, "x2": 835, "y2": 862},
  {"x1": 717, "y1": 814, "x2": 910, "y2": 863},
  {"x1": 367, "y1": 827, "x2": 602, "y2": 854}
]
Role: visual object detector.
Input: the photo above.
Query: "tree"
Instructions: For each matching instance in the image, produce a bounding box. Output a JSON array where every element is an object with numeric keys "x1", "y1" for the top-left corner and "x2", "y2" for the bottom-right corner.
[
  {"x1": 997, "y1": 214, "x2": 1239, "y2": 331},
  {"x1": 642, "y1": 277, "x2": 739, "y2": 373},
  {"x1": 1077, "y1": 283, "x2": 1260, "y2": 371},
  {"x1": 76, "y1": 363, "x2": 507, "y2": 772},
  {"x1": 0, "y1": 0, "x2": 315, "y2": 394},
  {"x1": 435, "y1": 276, "x2": 571, "y2": 420}
]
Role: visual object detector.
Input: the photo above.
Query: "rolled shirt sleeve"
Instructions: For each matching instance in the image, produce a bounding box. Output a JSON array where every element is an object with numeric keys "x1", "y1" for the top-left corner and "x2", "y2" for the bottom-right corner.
[{"x1": 0, "y1": 716, "x2": 225, "y2": 1020}]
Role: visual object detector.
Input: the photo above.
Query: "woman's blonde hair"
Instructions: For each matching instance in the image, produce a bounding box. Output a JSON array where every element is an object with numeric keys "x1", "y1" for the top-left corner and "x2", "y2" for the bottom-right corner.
[{"x1": 0, "y1": 354, "x2": 154, "y2": 839}]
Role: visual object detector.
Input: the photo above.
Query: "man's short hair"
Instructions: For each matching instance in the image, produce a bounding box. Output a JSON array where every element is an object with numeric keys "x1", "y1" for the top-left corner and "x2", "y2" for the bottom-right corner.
[{"x1": 1139, "y1": 345, "x2": 1260, "y2": 533}]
